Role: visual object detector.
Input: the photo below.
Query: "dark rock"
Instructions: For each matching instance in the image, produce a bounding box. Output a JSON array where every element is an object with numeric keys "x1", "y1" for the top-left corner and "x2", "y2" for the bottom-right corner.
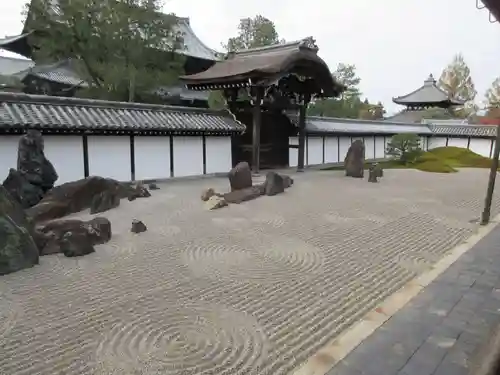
[
  {"x1": 128, "y1": 183, "x2": 151, "y2": 201},
  {"x1": 2, "y1": 168, "x2": 44, "y2": 208},
  {"x1": 201, "y1": 188, "x2": 216, "y2": 201},
  {"x1": 26, "y1": 176, "x2": 134, "y2": 223},
  {"x1": 0, "y1": 186, "x2": 39, "y2": 275},
  {"x1": 223, "y1": 185, "x2": 263, "y2": 204},
  {"x1": 148, "y1": 183, "x2": 159, "y2": 190},
  {"x1": 61, "y1": 232, "x2": 95, "y2": 257},
  {"x1": 373, "y1": 163, "x2": 384, "y2": 178},
  {"x1": 2, "y1": 130, "x2": 58, "y2": 208},
  {"x1": 228, "y1": 162, "x2": 252, "y2": 191},
  {"x1": 264, "y1": 172, "x2": 285, "y2": 196},
  {"x1": 368, "y1": 169, "x2": 378, "y2": 183},
  {"x1": 90, "y1": 190, "x2": 120, "y2": 214},
  {"x1": 282, "y1": 175, "x2": 294, "y2": 189},
  {"x1": 345, "y1": 140, "x2": 365, "y2": 178},
  {"x1": 37, "y1": 217, "x2": 112, "y2": 256},
  {"x1": 131, "y1": 219, "x2": 147, "y2": 233}
]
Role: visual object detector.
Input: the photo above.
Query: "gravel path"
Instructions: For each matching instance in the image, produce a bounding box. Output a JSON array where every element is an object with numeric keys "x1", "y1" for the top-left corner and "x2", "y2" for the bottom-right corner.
[{"x1": 1, "y1": 168, "x2": 499, "y2": 375}]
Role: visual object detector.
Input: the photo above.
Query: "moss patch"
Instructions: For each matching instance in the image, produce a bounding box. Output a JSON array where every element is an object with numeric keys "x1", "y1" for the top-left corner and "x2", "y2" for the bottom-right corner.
[{"x1": 322, "y1": 147, "x2": 498, "y2": 173}]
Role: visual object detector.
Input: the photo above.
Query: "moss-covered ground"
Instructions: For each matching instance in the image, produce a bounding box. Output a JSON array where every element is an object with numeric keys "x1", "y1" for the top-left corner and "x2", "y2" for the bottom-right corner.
[{"x1": 322, "y1": 147, "x2": 500, "y2": 173}]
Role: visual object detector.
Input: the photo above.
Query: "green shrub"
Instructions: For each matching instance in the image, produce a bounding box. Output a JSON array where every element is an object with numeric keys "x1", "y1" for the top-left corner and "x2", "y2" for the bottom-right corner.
[{"x1": 386, "y1": 134, "x2": 422, "y2": 163}]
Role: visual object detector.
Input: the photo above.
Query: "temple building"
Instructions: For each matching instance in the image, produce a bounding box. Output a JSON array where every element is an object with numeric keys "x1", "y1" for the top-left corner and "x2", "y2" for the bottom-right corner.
[
  {"x1": 0, "y1": 7, "x2": 218, "y2": 105},
  {"x1": 180, "y1": 38, "x2": 345, "y2": 172},
  {"x1": 386, "y1": 74, "x2": 465, "y2": 123}
]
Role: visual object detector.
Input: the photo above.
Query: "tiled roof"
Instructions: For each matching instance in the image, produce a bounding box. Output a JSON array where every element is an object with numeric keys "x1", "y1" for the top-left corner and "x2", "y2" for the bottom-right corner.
[
  {"x1": 176, "y1": 18, "x2": 220, "y2": 61},
  {"x1": 291, "y1": 116, "x2": 433, "y2": 135},
  {"x1": 180, "y1": 38, "x2": 344, "y2": 97},
  {"x1": 385, "y1": 109, "x2": 455, "y2": 123},
  {"x1": 0, "y1": 92, "x2": 245, "y2": 134},
  {"x1": 428, "y1": 124, "x2": 496, "y2": 137},
  {"x1": 392, "y1": 74, "x2": 464, "y2": 107},
  {"x1": 14, "y1": 60, "x2": 87, "y2": 87}
]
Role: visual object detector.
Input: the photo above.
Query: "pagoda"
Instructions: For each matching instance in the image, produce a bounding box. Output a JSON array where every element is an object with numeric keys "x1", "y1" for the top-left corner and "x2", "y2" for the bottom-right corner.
[
  {"x1": 0, "y1": 3, "x2": 218, "y2": 106},
  {"x1": 387, "y1": 74, "x2": 465, "y2": 122}
]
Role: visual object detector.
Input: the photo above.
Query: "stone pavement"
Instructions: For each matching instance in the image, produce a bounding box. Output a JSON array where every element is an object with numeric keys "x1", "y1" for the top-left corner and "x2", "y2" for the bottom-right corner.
[
  {"x1": 327, "y1": 222, "x2": 500, "y2": 375},
  {"x1": 1, "y1": 168, "x2": 500, "y2": 375}
]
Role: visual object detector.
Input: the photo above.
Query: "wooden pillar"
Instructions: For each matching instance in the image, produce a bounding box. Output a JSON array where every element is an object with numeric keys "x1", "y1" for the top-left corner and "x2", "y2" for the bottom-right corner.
[
  {"x1": 297, "y1": 98, "x2": 308, "y2": 171},
  {"x1": 251, "y1": 86, "x2": 264, "y2": 175},
  {"x1": 481, "y1": 125, "x2": 500, "y2": 225}
]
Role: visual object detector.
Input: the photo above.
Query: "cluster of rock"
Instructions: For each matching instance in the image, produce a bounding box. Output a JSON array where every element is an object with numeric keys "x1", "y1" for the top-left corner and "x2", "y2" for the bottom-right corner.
[
  {"x1": 0, "y1": 130, "x2": 155, "y2": 275},
  {"x1": 201, "y1": 161, "x2": 293, "y2": 210},
  {"x1": 344, "y1": 140, "x2": 384, "y2": 183}
]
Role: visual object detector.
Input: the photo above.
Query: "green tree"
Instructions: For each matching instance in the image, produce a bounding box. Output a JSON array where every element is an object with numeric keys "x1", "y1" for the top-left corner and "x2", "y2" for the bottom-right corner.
[
  {"x1": 386, "y1": 134, "x2": 422, "y2": 163},
  {"x1": 438, "y1": 53, "x2": 477, "y2": 117},
  {"x1": 209, "y1": 15, "x2": 284, "y2": 109},
  {"x1": 359, "y1": 100, "x2": 386, "y2": 120},
  {"x1": 485, "y1": 77, "x2": 500, "y2": 115},
  {"x1": 308, "y1": 63, "x2": 362, "y2": 118},
  {"x1": 223, "y1": 15, "x2": 284, "y2": 52},
  {"x1": 26, "y1": 0, "x2": 185, "y2": 101}
]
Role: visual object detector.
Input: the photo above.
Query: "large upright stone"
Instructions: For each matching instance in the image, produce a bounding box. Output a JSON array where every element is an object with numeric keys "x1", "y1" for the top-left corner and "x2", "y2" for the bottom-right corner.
[
  {"x1": 2, "y1": 130, "x2": 58, "y2": 208},
  {"x1": 0, "y1": 186, "x2": 39, "y2": 275},
  {"x1": 345, "y1": 140, "x2": 365, "y2": 178},
  {"x1": 228, "y1": 162, "x2": 252, "y2": 191},
  {"x1": 17, "y1": 129, "x2": 58, "y2": 192}
]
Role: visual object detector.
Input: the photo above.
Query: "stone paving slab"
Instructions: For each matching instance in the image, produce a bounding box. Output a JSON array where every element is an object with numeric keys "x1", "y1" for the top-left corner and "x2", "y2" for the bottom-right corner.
[
  {"x1": 326, "y1": 222, "x2": 500, "y2": 375},
  {"x1": 1, "y1": 168, "x2": 500, "y2": 375}
]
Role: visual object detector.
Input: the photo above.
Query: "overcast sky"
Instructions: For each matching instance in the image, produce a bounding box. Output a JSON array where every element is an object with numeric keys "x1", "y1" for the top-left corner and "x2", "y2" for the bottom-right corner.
[{"x1": 1, "y1": 0, "x2": 500, "y2": 114}]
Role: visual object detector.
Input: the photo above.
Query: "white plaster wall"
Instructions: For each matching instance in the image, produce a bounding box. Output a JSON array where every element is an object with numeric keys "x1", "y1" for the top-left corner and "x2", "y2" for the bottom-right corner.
[
  {"x1": 427, "y1": 137, "x2": 448, "y2": 150},
  {"x1": 375, "y1": 136, "x2": 385, "y2": 158},
  {"x1": 88, "y1": 136, "x2": 131, "y2": 181},
  {"x1": 289, "y1": 137, "x2": 298, "y2": 167},
  {"x1": 420, "y1": 136, "x2": 428, "y2": 151},
  {"x1": 325, "y1": 136, "x2": 339, "y2": 163},
  {"x1": 307, "y1": 137, "x2": 323, "y2": 165},
  {"x1": 364, "y1": 136, "x2": 375, "y2": 159},
  {"x1": 0, "y1": 135, "x2": 19, "y2": 181},
  {"x1": 43, "y1": 135, "x2": 84, "y2": 184},
  {"x1": 339, "y1": 136, "x2": 351, "y2": 160},
  {"x1": 134, "y1": 136, "x2": 171, "y2": 180},
  {"x1": 173, "y1": 136, "x2": 203, "y2": 177},
  {"x1": 469, "y1": 138, "x2": 493, "y2": 158},
  {"x1": 447, "y1": 137, "x2": 469, "y2": 149},
  {"x1": 206, "y1": 137, "x2": 232, "y2": 174}
]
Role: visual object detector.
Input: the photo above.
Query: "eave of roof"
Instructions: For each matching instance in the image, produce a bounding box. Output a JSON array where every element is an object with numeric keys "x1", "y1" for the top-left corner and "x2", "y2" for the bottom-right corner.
[
  {"x1": 180, "y1": 38, "x2": 343, "y2": 97},
  {"x1": 392, "y1": 74, "x2": 465, "y2": 107},
  {"x1": 481, "y1": 0, "x2": 500, "y2": 22},
  {"x1": 0, "y1": 91, "x2": 244, "y2": 134}
]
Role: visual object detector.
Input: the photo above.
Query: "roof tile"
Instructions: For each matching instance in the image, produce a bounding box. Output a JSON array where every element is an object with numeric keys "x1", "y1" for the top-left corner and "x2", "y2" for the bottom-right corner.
[{"x1": 0, "y1": 92, "x2": 245, "y2": 133}]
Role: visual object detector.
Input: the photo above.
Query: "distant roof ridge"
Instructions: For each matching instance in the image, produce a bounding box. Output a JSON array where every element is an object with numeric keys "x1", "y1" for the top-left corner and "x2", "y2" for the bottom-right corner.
[{"x1": 229, "y1": 37, "x2": 318, "y2": 59}]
